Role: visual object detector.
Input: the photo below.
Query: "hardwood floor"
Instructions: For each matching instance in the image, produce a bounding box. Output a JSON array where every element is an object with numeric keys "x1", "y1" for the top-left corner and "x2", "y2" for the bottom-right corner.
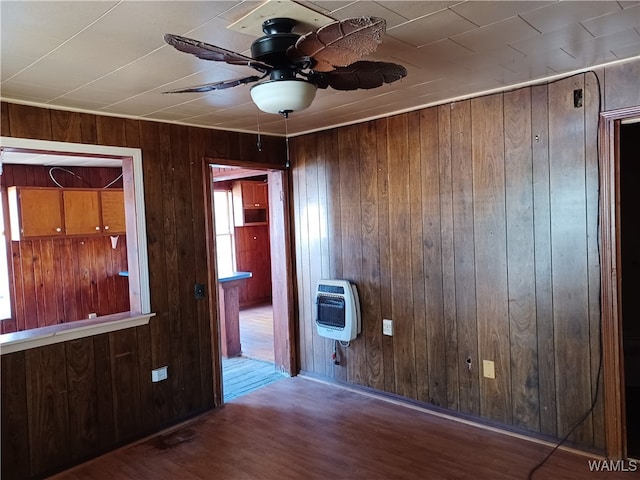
[
  {"x1": 239, "y1": 303, "x2": 274, "y2": 362},
  {"x1": 51, "y1": 377, "x2": 635, "y2": 480}
]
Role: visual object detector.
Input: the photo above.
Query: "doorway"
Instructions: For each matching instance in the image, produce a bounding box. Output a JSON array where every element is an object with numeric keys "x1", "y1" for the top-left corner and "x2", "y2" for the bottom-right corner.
[
  {"x1": 600, "y1": 107, "x2": 640, "y2": 460},
  {"x1": 206, "y1": 163, "x2": 294, "y2": 404},
  {"x1": 619, "y1": 119, "x2": 640, "y2": 459}
]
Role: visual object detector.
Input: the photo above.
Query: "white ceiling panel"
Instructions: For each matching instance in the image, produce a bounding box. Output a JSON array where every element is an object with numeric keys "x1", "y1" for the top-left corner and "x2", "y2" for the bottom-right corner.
[
  {"x1": 450, "y1": 1, "x2": 553, "y2": 26},
  {"x1": 1, "y1": 0, "x2": 639, "y2": 136},
  {"x1": 520, "y1": 1, "x2": 622, "y2": 34}
]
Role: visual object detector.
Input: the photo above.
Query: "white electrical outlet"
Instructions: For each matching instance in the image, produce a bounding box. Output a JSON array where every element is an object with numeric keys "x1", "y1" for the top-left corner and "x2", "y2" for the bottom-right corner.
[
  {"x1": 88, "y1": 312, "x2": 97, "y2": 319},
  {"x1": 151, "y1": 366, "x2": 168, "y2": 382},
  {"x1": 382, "y1": 319, "x2": 393, "y2": 336}
]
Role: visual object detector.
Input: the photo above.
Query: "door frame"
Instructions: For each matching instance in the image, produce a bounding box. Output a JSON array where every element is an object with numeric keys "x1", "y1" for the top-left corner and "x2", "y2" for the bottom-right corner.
[
  {"x1": 599, "y1": 105, "x2": 640, "y2": 459},
  {"x1": 202, "y1": 159, "x2": 296, "y2": 406}
]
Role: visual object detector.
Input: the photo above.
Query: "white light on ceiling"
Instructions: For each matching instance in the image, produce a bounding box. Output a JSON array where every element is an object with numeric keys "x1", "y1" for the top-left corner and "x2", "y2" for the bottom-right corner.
[{"x1": 250, "y1": 79, "x2": 317, "y2": 115}]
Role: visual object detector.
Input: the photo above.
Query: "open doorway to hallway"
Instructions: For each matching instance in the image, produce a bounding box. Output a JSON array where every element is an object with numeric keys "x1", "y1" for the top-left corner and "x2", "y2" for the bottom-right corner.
[
  {"x1": 619, "y1": 118, "x2": 640, "y2": 459},
  {"x1": 210, "y1": 165, "x2": 288, "y2": 402}
]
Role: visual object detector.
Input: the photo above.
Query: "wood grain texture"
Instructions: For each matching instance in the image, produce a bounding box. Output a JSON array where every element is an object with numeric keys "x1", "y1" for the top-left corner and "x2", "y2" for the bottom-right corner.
[
  {"x1": 450, "y1": 100, "x2": 479, "y2": 417},
  {"x1": 436, "y1": 104, "x2": 459, "y2": 411},
  {"x1": 548, "y1": 75, "x2": 593, "y2": 445},
  {"x1": 1, "y1": 352, "x2": 30, "y2": 479},
  {"x1": 290, "y1": 68, "x2": 624, "y2": 451},
  {"x1": 25, "y1": 343, "x2": 70, "y2": 477},
  {"x1": 531, "y1": 83, "x2": 557, "y2": 438},
  {"x1": 387, "y1": 114, "x2": 417, "y2": 400},
  {"x1": 503, "y1": 88, "x2": 539, "y2": 431},
  {"x1": 471, "y1": 93, "x2": 511, "y2": 424},
  {"x1": 1, "y1": 101, "x2": 286, "y2": 479},
  {"x1": 1, "y1": 165, "x2": 129, "y2": 333},
  {"x1": 48, "y1": 378, "x2": 637, "y2": 480},
  {"x1": 338, "y1": 125, "x2": 365, "y2": 385},
  {"x1": 359, "y1": 121, "x2": 384, "y2": 391},
  {"x1": 421, "y1": 106, "x2": 446, "y2": 406}
]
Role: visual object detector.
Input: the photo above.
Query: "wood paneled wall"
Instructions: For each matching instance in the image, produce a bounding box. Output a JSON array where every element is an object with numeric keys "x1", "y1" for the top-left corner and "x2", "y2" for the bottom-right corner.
[
  {"x1": 0, "y1": 102, "x2": 286, "y2": 479},
  {"x1": 291, "y1": 62, "x2": 639, "y2": 452},
  {"x1": 1, "y1": 165, "x2": 129, "y2": 334}
]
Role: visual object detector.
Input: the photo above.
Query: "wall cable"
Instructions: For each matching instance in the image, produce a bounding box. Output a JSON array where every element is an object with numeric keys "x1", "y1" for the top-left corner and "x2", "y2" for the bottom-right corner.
[
  {"x1": 49, "y1": 166, "x2": 122, "y2": 189},
  {"x1": 528, "y1": 69, "x2": 604, "y2": 479}
]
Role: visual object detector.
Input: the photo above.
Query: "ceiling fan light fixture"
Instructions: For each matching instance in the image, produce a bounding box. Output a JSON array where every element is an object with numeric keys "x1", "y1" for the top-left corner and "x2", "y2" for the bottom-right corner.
[{"x1": 250, "y1": 79, "x2": 317, "y2": 115}]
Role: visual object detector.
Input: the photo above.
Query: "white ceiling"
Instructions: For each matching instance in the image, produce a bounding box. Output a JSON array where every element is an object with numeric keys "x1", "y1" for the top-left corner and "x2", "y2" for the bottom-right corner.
[{"x1": 1, "y1": 0, "x2": 639, "y2": 137}]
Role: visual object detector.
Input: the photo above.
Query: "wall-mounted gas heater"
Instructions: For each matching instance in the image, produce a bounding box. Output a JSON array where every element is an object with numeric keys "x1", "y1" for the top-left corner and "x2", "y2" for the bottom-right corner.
[{"x1": 315, "y1": 279, "x2": 361, "y2": 342}]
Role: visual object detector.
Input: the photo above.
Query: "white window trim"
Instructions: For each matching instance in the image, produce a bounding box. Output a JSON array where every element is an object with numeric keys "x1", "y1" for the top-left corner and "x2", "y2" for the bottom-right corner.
[{"x1": 0, "y1": 137, "x2": 152, "y2": 354}]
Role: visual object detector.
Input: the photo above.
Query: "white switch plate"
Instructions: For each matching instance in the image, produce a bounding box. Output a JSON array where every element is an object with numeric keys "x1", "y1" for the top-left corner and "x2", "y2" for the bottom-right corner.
[
  {"x1": 152, "y1": 366, "x2": 168, "y2": 382},
  {"x1": 382, "y1": 319, "x2": 393, "y2": 336}
]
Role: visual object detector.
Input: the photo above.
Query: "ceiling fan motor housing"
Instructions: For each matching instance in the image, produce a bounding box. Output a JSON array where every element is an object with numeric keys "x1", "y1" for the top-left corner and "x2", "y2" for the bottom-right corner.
[{"x1": 251, "y1": 18, "x2": 299, "y2": 80}]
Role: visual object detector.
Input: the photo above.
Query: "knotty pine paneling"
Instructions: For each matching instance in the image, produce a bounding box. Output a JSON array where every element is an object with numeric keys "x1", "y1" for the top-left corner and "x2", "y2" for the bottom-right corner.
[
  {"x1": 291, "y1": 66, "x2": 640, "y2": 451},
  {"x1": 1, "y1": 101, "x2": 286, "y2": 479}
]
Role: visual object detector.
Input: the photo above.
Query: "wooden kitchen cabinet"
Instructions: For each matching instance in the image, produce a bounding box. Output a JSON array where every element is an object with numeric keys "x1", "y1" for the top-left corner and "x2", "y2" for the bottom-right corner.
[
  {"x1": 8, "y1": 187, "x2": 64, "y2": 240},
  {"x1": 8, "y1": 186, "x2": 125, "y2": 239},
  {"x1": 100, "y1": 190, "x2": 126, "y2": 234},
  {"x1": 232, "y1": 181, "x2": 268, "y2": 226},
  {"x1": 63, "y1": 190, "x2": 101, "y2": 235}
]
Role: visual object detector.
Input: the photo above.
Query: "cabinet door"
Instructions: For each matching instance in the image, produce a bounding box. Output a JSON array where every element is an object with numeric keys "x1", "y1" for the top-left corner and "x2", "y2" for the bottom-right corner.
[
  {"x1": 101, "y1": 190, "x2": 126, "y2": 234},
  {"x1": 63, "y1": 190, "x2": 101, "y2": 235},
  {"x1": 9, "y1": 187, "x2": 64, "y2": 239},
  {"x1": 253, "y1": 183, "x2": 268, "y2": 207}
]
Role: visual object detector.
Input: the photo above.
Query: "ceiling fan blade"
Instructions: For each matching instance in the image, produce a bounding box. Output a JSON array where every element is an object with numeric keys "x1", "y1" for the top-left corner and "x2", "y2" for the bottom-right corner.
[
  {"x1": 163, "y1": 75, "x2": 263, "y2": 93},
  {"x1": 164, "y1": 33, "x2": 273, "y2": 73},
  {"x1": 288, "y1": 17, "x2": 386, "y2": 73},
  {"x1": 307, "y1": 61, "x2": 407, "y2": 91}
]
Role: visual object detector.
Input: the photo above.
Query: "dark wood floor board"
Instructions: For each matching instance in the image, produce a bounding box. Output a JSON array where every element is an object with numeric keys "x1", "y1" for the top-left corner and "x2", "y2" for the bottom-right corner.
[
  {"x1": 503, "y1": 87, "x2": 540, "y2": 431},
  {"x1": 548, "y1": 74, "x2": 593, "y2": 444},
  {"x1": 50, "y1": 377, "x2": 633, "y2": 480},
  {"x1": 471, "y1": 93, "x2": 512, "y2": 424}
]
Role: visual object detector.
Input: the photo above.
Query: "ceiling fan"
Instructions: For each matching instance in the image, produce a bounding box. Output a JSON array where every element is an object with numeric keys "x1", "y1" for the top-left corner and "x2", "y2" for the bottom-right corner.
[{"x1": 163, "y1": 16, "x2": 407, "y2": 117}]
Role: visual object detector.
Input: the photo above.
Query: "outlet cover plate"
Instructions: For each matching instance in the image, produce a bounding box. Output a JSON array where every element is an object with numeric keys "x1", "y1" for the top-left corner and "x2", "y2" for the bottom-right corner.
[
  {"x1": 483, "y1": 360, "x2": 495, "y2": 379},
  {"x1": 152, "y1": 366, "x2": 168, "y2": 382},
  {"x1": 382, "y1": 319, "x2": 393, "y2": 336}
]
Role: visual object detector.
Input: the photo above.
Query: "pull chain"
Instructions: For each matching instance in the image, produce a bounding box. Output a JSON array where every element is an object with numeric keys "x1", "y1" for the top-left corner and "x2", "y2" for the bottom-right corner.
[
  {"x1": 256, "y1": 107, "x2": 262, "y2": 152},
  {"x1": 284, "y1": 113, "x2": 290, "y2": 168}
]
